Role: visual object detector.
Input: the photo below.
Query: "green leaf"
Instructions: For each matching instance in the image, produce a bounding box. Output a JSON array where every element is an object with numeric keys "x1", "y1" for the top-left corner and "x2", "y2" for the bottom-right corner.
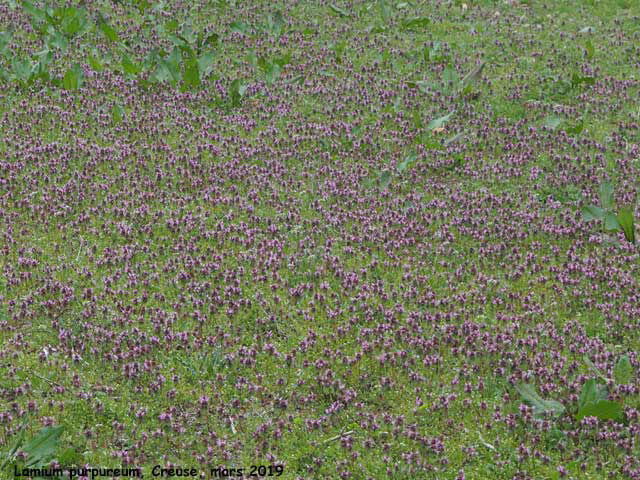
[
  {"x1": 582, "y1": 204, "x2": 605, "y2": 221},
  {"x1": 197, "y1": 51, "x2": 215, "y2": 77},
  {"x1": 21, "y1": 0, "x2": 45, "y2": 22},
  {"x1": 230, "y1": 78, "x2": 248, "y2": 106},
  {"x1": 96, "y1": 13, "x2": 119, "y2": 42},
  {"x1": 112, "y1": 103, "x2": 124, "y2": 124},
  {"x1": 442, "y1": 65, "x2": 459, "y2": 91},
  {"x1": 566, "y1": 119, "x2": 584, "y2": 135},
  {"x1": 397, "y1": 152, "x2": 417, "y2": 173},
  {"x1": 22, "y1": 426, "x2": 64, "y2": 467},
  {"x1": 62, "y1": 63, "x2": 83, "y2": 90},
  {"x1": 515, "y1": 383, "x2": 565, "y2": 418},
  {"x1": 401, "y1": 17, "x2": 430, "y2": 31},
  {"x1": 604, "y1": 211, "x2": 621, "y2": 231},
  {"x1": 578, "y1": 379, "x2": 608, "y2": 410},
  {"x1": 427, "y1": 111, "x2": 454, "y2": 131},
  {"x1": 230, "y1": 21, "x2": 249, "y2": 34},
  {"x1": 614, "y1": 355, "x2": 633, "y2": 384},
  {"x1": 444, "y1": 132, "x2": 464, "y2": 146},
  {"x1": 379, "y1": 170, "x2": 392, "y2": 189},
  {"x1": 12, "y1": 57, "x2": 34, "y2": 83},
  {"x1": 617, "y1": 207, "x2": 635, "y2": 244},
  {"x1": 544, "y1": 115, "x2": 563, "y2": 130},
  {"x1": 329, "y1": 4, "x2": 350, "y2": 16},
  {"x1": 598, "y1": 181, "x2": 615, "y2": 210},
  {"x1": 571, "y1": 73, "x2": 595, "y2": 89},
  {"x1": 425, "y1": 41, "x2": 442, "y2": 63},
  {"x1": 181, "y1": 54, "x2": 200, "y2": 91},
  {"x1": 460, "y1": 61, "x2": 485, "y2": 87},
  {"x1": 87, "y1": 52, "x2": 104, "y2": 72},
  {"x1": 121, "y1": 55, "x2": 142, "y2": 76},
  {"x1": 576, "y1": 400, "x2": 623, "y2": 421},
  {"x1": 585, "y1": 39, "x2": 595, "y2": 60},
  {"x1": 46, "y1": 31, "x2": 68, "y2": 50}
]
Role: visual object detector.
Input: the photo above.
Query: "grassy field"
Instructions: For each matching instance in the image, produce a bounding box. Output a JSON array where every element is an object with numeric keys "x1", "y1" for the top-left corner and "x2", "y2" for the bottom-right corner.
[{"x1": 1, "y1": 0, "x2": 640, "y2": 478}]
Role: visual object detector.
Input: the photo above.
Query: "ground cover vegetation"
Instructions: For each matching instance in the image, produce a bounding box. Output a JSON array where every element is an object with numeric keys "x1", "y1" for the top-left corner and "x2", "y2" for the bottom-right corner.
[{"x1": 1, "y1": 0, "x2": 640, "y2": 478}]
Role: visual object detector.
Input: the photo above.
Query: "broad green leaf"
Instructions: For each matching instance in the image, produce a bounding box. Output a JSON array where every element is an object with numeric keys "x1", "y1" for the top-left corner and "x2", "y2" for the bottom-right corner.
[
  {"x1": 571, "y1": 73, "x2": 595, "y2": 89},
  {"x1": 544, "y1": 115, "x2": 563, "y2": 130},
  {"x1": 62, "y1": 64, "x2": 83, "y2": 90},
  {"x1": 425, "y1": 41, "x2": 442, "y2": 63},
  {"x1": 230, "y1": 21, "x2": 249, "y2": 34},
  {"x1": 112, "y1": 103, "x2": 124, "y2": 124},
  {"x1": 12, "y1": 57, "x2": 34, "y2": 83},
  {"x1": 46, "y1": 31, "x2": 68, "y2": 50},
  {"x1": 566, "y1": 119, "x2": 584, "y2": 135},
  {"x1": 329, "y1": 4, "x2": 350, "y2": 16},
  {"x1": 578, "y1": 378, "x2": 607, "y2": 410},
  {"x1": 427, "y1": 111, "x2": 454, "y2": 131},
  {"x1": 614, "y1": 355, "x2": 633, "y2": 384},
  {"x1": 164, "y1": 19, "x2": 179, "y2": 33},
  {"x1": 87, "y1": 52, "x2": 104, "y2": 72},
  {"x1": 442, "y1": 65, "x2": 459, "y2": 91},
  {"x1": 401, "y1": 17, "x2": 430, "y2": 31},
  {"x1": 121, "y1": 55, "x2": 142, "y2": 76},
  {"x1": 379, "y1": 170, "x2": 392, "y2": 189},
  {"x1": 582, "y1": 204, "x2": 605, "y2": 221},
  {"x1": 576, "y1": 400, "x2": 623, "y2": 421},
  {"x1": 181, "y1": 55, "x2": 200, "y2": 91},
  {"x1": 585, "y1": 39, "x2": 595, "y2": 60},
  {"x1": 617, "y1": 207, "x2": 635, "y2": 244},
  {"x1": 97, "y1": 13, "x2": 119, "y2": 42},
  {"x1": 230, "y1": 78, "x2": 248, "y2": 106},
  {"x1": 23, "y1": 425, "x2": 63, "y2": 467},
  {"x1": 515, "y1": 383, "x2": 565, "y2": 418},
  {"x1": 598, "y1": 181, "x2": 615, "y2": 210},
  {"x1": 197, "y1": 51, "x2": 215, "y2": 77},
  {"x1": 202, "y1": 32, "x2": 219, "y2": 48},
  {"x1": 21, "y1": 0, "x2": 45, "y2": 22},
  {"x1": 604, "y1": 211, "x2": 621, "y2": 231},
  {"x1": 397, "y1": 152, "x2": 417, "y2": 173},
  {"x1": 378, "y1": 0, "x2": 392, "y2": 23},
  {"x1": 444, "y1": 132, "x2": 464, "y2": 146},
  {"x1": 461, "y1": 61, "x2": 485, "y2": 87}
]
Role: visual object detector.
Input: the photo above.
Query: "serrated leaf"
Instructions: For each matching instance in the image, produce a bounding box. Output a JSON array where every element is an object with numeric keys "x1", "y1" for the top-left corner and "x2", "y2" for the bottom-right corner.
[
  {"x1": 582, "y1": 204, "x2": 605, "y2": 222},
  {"x1": 576, "y1": 400, "x2": 623, "y2": 421},
  {"x1": 617, "y1": 207, "x2": 635, "y2": 244},
  {"x1": 23, "y1": 425, "x2": 63, "y2": 467},
  {"x1": 614, "y1": 355, "x2": 633, "y2": 384},
  {"x1": 427, "y1": 111, "x2": 454, "y2": 131}
]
